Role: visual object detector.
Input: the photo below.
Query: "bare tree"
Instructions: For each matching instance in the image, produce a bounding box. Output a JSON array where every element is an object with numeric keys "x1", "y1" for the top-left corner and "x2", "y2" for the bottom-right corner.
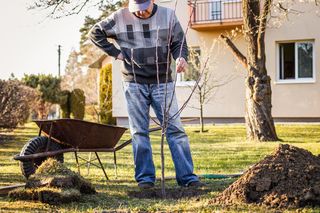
[
  {"x1": 187, "y1": 41, "x2": 234, "y2": 133},
  {"x1": 29, "y1": 0, "x2": 128, "y2": 18},
  {"x1": 61, "y1": 49, "x2": 83, "y2": 91},
  {"x1": 61, "y1": 50, "x2": 99, "y2": 104},
  {"x1": 151, "y1": 0, "x2": 209, "y2": 197}
]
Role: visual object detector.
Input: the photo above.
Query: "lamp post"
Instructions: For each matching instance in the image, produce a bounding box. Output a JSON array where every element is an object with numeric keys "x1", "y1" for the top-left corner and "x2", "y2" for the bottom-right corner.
[{"x1": 56, "y1": 44, "x2": 62, "y2": 119}]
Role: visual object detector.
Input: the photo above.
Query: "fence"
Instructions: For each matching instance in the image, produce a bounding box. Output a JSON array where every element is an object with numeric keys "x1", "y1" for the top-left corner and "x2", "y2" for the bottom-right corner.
[{"x1": 190, "y1": 0, "x2": 243, "y2": 23}]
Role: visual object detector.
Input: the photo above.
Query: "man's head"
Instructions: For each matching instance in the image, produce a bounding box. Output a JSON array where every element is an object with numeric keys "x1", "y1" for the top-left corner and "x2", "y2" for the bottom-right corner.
[{"x1": 129, "y1": 0, "x2": 154, "y2": 19}]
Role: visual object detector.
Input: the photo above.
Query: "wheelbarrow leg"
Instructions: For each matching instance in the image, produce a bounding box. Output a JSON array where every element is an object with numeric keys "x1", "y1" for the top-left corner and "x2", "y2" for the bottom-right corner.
[
  {"x1": 87, "y1": 152, "x2": 92, "y2": 175},
  {"x1": 113, "y1": 151, "x2": 118, "y2": 179},
  {"x1": 74, "y1": 152, "x2": 81, "y2": 175},
  {"x1": 38, "y1": 124, "x2": 42, "y2": 136},
  {"x1": 95, "y1": 152, "x2": 109, "y2": 180},
  {"x1": 45, "y1": 123, "x2": 54, "y2": 152}
]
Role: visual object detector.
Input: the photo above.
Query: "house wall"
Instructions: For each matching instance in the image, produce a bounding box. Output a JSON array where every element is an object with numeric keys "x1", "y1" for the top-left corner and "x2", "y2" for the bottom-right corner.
[
  {"x1": 265, "y1": 4, "x2": 320, "y2": 118},
  {"x1": 109, "y1": 0, "x2": 320, "y2": 123}
]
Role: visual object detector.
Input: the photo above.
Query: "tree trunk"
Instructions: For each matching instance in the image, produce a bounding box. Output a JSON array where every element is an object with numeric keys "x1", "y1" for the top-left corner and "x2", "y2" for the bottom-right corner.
[
  {"x1": 38, "y1": 100, "x2": 47, "y2": 119},
  {"x1": 200, "y1": 103, "x2": 204, "y2": 133},
  {"x1": 220, "y1": 0, "x2": 279, "y2": 141},
  {"x1": 243, "y1": 0, "x2": 279, "y2": 141},
  {"x1": 245, "y1": 71, "x2": 279, "y2": 141}
]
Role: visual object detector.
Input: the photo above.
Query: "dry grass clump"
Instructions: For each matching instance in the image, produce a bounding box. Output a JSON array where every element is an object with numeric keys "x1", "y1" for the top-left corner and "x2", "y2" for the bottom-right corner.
[{"x1": 9, "y1": 158, "x2": 95, "y2": 204}]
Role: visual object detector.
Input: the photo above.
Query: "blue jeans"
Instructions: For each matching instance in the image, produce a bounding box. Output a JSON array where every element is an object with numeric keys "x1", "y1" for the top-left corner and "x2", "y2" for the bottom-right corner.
[{"x1": 122, "y1": 81, "x2": 199, "y2": 186}]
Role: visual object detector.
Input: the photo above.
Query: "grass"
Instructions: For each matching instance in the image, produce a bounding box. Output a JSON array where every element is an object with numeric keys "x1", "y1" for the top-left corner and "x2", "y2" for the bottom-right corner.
[{"x1": 0, "y1": 122, "x2": 320, "y2": 212}]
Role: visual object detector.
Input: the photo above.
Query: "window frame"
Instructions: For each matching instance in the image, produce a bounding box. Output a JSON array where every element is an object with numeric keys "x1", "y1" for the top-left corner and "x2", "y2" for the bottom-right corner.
[{"x1": 276, "y1": 40, "x2": 316, "y2": 84}]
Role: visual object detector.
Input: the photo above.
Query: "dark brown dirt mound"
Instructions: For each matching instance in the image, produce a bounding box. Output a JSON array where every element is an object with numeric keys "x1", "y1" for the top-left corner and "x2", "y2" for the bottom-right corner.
[{"x1": 211, "y1": 144, "x2": 320, "y2": 208}]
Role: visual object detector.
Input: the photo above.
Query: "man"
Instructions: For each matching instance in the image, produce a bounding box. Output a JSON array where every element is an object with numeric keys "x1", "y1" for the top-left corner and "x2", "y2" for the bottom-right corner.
[{"x1": 90, "y1": 0, "x2": 202, "y2": 189}]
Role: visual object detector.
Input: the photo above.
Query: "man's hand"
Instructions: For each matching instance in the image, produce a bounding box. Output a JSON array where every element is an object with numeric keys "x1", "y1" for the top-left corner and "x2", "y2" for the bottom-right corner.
[
  {"x1": 176, "y1": 57, "x2": 188, "y2": 73},
  {"x1": 116, "y1": 52, "x2": 124, "y2": 61}
]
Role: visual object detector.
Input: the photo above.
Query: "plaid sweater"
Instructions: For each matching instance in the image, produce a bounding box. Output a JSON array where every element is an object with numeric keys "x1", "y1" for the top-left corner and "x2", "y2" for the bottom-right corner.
[{"x1": 89, "y1": 4, "x2": 188, "y2": 84}]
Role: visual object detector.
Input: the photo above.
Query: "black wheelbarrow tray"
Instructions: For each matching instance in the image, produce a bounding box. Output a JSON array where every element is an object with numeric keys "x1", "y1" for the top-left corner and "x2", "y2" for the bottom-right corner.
[{"x1": 13, "y1": 119, "x2": 160, "y2": 180}]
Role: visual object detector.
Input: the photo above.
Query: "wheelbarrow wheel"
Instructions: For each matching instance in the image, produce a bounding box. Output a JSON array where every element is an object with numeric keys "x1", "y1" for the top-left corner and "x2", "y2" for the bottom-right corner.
[{"x1": 19, "y1": 136, "x2": 64, "y2": 179}]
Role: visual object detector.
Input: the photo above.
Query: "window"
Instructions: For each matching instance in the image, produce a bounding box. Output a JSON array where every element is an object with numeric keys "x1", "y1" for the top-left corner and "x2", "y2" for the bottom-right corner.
[
  {"x1": 209, "y1": 0, "x2": 222, "y2": 21},
  {"x1": 209, "y1": 0, "x2": 242, "y2": 21},
  {"x1": 278, "y1": 41, "x2": 315, "y2": 82}
]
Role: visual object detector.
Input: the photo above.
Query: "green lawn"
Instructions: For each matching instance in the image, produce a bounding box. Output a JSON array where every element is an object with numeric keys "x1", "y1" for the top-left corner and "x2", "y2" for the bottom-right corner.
[{"x1": 0, "y1": 123, "x2": 320, "y2": 212}]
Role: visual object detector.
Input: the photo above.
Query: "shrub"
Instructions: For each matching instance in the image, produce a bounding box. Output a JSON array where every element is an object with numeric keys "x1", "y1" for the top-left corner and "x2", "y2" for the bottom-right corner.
[
  {"x1": 85, "y1": 104, "x2": 99, "y2": 122},
  {"x1": 22, "y1": 74, "x2": 62, "y2": 119},
  {"x1": 70, "y1": 89, "x2": 85, "y2": 120},
  {"x1": 23, "y1": 74, "x2": 61, "y2": 104},
  {"x1": 99, "y1": 64, "x2": 116, "y2": 125},
  {"x1": 59, "y1": 90, "x2": 71, "y2": 118},
  {"x1": 0, "y1": 80, "x2": 37, "y2": 128}
]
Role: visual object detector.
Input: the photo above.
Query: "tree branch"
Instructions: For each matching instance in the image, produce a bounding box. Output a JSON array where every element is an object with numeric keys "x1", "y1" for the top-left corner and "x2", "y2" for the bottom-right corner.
[
  {"x1": 29, "y1": 0, "x2": 115, "y2": 19},
  {"x1": 258, "y1": 0, "x2": 271, "y2": 61},
  {"x1": 219, "y1": 34, "x2": 248, "y2": 70},
  {"x1": 276, "y1": 2, "x2": 302, "y2": 15},
  {"x1": 243, "y1": 0, "x2": 260, "y2": 65}
]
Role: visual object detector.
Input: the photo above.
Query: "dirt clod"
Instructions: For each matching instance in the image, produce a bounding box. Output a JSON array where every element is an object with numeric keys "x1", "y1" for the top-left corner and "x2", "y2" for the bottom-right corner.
[{"x1": 211, "y1": 144, "x2": 320, "y2": 208}]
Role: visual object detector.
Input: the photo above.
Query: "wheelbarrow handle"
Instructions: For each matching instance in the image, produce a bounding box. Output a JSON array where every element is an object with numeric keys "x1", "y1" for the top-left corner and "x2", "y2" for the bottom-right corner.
[
  {"x1": 114, "y1": 127, "x2": 162, "y2": 151},
  {"x1": 148, "y1": 127, "x2": 162, "y2": 132}
]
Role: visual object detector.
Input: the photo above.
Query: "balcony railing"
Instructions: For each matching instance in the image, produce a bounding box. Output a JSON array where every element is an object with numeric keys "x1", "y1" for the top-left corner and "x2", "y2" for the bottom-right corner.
[{"x1": 189, "y1": 0, "x2": 243, "y2": 29}]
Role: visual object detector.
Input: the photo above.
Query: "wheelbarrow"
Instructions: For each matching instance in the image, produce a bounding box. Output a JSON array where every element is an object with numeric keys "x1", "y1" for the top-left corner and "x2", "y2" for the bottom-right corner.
[{"x1": 14, "y1": 119, "x2": 160, "y2": 180}]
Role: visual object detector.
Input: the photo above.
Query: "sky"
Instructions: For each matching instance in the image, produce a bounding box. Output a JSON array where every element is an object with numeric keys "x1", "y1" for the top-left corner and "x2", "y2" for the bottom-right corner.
[{"x1": 0, "y1": 1, "x2": 100, "y2": 80}]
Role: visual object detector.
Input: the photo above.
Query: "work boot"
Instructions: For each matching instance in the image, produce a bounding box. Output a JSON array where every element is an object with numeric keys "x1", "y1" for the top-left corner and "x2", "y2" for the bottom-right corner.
[
  {"x1": 138, "y1": 182, "x2": 154, "y2": 190},
  {"x1": 187, "y1": 181, "x2": 206, "y2": 188}
]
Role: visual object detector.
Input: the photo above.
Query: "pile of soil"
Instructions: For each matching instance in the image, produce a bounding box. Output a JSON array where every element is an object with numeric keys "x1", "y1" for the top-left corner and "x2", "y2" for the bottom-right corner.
[
  {"x1": 9, "y1": 158, "x2": 96, "y2": 204},
  {"x1": 211, "y1": 144, "x2": 320, "y2": 208}
]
